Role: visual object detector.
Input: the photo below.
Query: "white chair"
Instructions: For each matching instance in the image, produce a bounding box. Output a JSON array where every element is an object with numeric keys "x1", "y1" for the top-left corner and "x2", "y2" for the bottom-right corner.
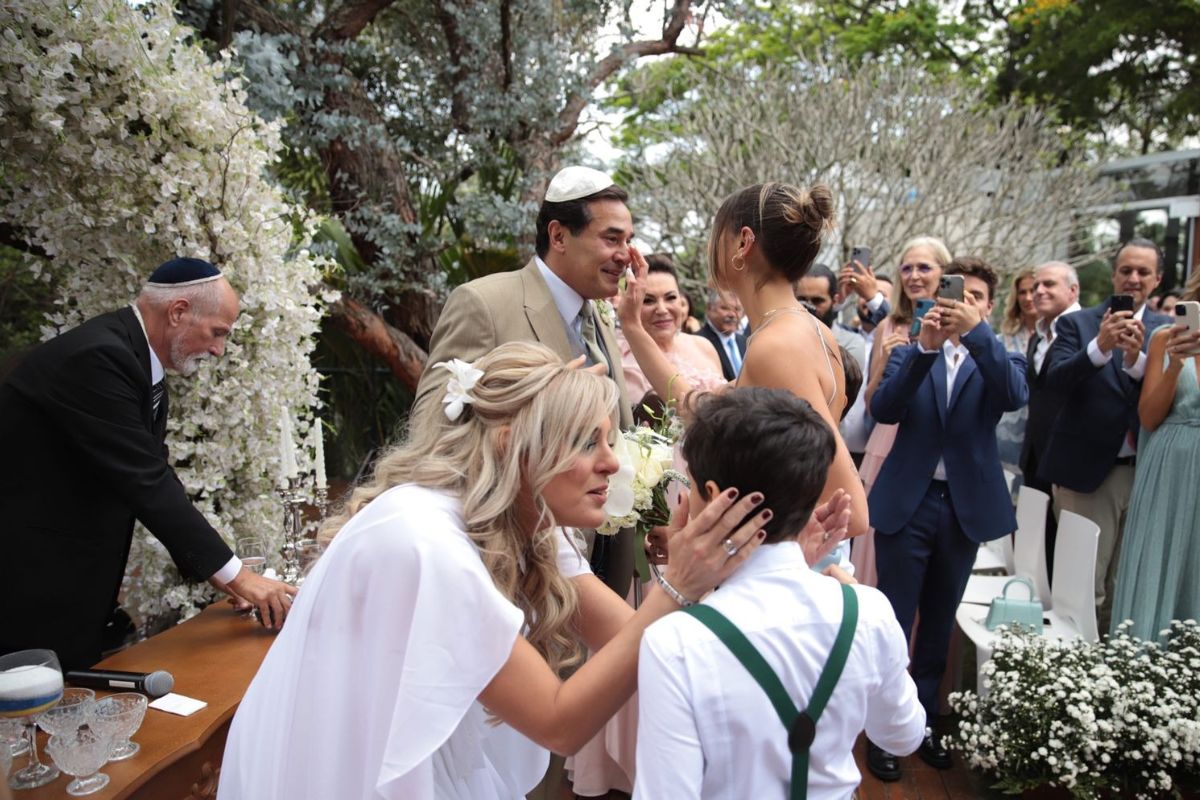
[
  {"x1": 956, "y1": 510, "x2": 1100, "y2": 694},
  {"x1": 972, "y1": 533, "x2": 1013, "y2": 573},
  {"x1": 962, "y1": 486, "x2": 1051, "y2": 605}
]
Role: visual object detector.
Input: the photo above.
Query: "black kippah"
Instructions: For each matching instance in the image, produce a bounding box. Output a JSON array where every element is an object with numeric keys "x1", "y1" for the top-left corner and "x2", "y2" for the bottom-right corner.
[{"x1": 146, "y1": 257, "x2": 221, "y2": 287}]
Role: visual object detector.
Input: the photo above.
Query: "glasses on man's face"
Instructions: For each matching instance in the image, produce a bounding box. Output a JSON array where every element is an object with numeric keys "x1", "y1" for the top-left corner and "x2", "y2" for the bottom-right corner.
[{"x1": 899, "y1": 262, "x2": 935, "y2": 276}]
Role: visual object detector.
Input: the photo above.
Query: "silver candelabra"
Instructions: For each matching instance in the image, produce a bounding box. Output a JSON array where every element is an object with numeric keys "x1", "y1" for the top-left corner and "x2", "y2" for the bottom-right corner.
[{"x1": 277, "y1": 482, "x2": 330, "y2": 585}]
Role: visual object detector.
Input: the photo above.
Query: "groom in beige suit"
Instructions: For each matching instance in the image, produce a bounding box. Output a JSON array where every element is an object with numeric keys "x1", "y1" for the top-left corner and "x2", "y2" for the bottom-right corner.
[{"x1": 415, "y1": 166, "x2": 636, "y2": 597}]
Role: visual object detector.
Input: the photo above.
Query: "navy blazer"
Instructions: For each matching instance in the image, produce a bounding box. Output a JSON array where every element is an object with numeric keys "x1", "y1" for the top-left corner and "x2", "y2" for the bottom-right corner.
[
  {"x1": 694, "y1": 322, "x2": 747, "y2": 382},
  {"x1": 868, "y1": 323, "x2": 1028, "y2": 543},
  {"x1": 1038, "y1": 301, "x2": 1172, "y2": 493}
]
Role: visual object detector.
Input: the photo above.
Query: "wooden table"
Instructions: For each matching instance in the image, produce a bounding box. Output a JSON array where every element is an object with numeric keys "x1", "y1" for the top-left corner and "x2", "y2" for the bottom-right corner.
[{"x1": 20, "y1": 603, "x2": 275, "y2": 800}]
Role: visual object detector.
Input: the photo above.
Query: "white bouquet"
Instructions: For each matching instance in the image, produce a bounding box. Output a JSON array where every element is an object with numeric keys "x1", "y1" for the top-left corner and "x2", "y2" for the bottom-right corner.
[{"x1": 598, "y1": 426, "x2": 688, "y2": 537}]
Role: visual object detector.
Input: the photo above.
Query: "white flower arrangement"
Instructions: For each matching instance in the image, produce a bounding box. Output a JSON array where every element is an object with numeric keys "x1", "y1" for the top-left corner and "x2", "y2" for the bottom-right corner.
[
  {"x1": 949, "y1": 620, "x2": 1200, "y2": 798},
  {"x1": 599, "y1": 425, "x2": 687, "y2": 537},
  {"x1": 1, "y1": 0, "x2": 331, "y2": 627}
]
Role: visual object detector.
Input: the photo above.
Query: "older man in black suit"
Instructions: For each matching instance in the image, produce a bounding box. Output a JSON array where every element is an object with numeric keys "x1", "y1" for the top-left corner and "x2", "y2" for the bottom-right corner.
[
  {"x1": 0, "y1": 258, "x2": 296, "y2": 670},
  {"x1": 695, "y1": 288, "x2": 746, "y2": 380}
]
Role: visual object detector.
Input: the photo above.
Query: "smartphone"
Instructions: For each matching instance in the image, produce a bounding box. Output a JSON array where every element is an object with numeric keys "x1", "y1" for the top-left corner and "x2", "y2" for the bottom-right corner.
[
  {"x1": 1176, "y1": 300, "x2": 1200, "y2": 333},
  {"x1": 910, "y1": 298, "x2": 935, "y2": 337},
  {"x1": 938, "y1": 275, "x2": 964, "y2": 303},
  {"x1": 851, "y1": 245, "x2": 872, "y2": 269},
  {"x1": 1110, "y1": 294, "x2": 1135, "y2": 315}
]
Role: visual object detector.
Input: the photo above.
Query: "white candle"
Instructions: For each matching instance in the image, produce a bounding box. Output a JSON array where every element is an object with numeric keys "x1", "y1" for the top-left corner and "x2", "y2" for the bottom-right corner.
[
  {"x1": 280, "y1": 410, "x2": 298, "y2": 482},
  {"x1": 313, "y1": 420, "x2": 326, "y2": 489}
]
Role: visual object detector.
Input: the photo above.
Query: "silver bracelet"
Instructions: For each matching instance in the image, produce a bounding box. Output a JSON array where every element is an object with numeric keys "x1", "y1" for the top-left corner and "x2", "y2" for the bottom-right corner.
[{"x1": 650, "y1": 563, "x2": 695, "y2": 608}]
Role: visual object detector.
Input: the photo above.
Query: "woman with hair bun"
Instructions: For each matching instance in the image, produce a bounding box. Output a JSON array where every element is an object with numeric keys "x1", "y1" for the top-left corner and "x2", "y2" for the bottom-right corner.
[
  {"x1": 620, "y1": 181, "x2": 869, "y2": 552},
  {"x1": 218, "y1": 342, "x2": 778, "y2": 800}
]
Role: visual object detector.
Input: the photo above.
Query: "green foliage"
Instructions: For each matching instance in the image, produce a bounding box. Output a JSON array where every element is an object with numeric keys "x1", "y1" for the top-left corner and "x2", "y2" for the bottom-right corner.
[
  {"x1": 0, "y1": 247, "x2": 55, "y2": 367},
  {"x1": 613, "y1": 0, "x2": 1199, "y2": 158}
]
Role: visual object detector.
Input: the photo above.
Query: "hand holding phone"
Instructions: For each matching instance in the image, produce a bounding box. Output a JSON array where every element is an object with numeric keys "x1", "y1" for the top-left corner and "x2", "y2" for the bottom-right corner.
[
  {"x1": 1109, "y1": 294, "x2": 1135, "y2": 315},
  {"x1": 938, "y1": 275, "x2": 964, "y2": 303},
  {"x1": 840, "y1": 247, "x2": 877, "y2": 301},
  {"x1": 910, "y1": 297, "x2": 936, "y2": 337}
]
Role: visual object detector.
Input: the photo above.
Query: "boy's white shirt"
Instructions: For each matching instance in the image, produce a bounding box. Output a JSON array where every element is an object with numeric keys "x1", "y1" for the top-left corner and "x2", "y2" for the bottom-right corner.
[{"x1": 634, "y1": 541, "x2": 925, "y2": 800}]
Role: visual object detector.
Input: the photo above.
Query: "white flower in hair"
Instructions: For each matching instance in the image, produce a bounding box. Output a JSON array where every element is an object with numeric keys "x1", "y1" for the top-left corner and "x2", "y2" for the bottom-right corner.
[{"x1": 434, "y1": 358, "x2": 485, "y2": 421}]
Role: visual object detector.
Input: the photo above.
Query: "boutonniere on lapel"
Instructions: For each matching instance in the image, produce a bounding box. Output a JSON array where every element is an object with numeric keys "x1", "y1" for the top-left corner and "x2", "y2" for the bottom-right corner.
[{"x1": 594, "y1": 299, "x2": 617, "y2": 330}]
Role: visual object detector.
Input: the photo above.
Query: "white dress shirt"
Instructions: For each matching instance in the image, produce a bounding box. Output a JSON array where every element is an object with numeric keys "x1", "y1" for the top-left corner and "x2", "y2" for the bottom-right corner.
[
  {"x1": 634, "y1": 543, "x2": 924, "y2": 800},
  {"x1": 535, "y1": 256, "x2": 588, "y2": 357},
  {"x1": 915, "y1": 339, "x2": 969, "y2": 482},
  {"x1": 129, "y1": 304, "x2": 240, "y2": 584},
  {"x1": 1033, "y1": 301, "x2": 1082, "y2": 374}
]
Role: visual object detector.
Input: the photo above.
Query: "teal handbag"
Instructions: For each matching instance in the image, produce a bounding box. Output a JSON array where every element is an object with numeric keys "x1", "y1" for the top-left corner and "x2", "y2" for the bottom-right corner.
[{"x1": 984, "y1": 576, "x2": 1044, "y2": 633}]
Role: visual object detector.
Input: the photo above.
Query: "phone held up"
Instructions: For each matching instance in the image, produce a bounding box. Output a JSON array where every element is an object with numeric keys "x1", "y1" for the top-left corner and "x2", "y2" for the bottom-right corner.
[
  {"x1": 1110, "y1": 294, "x2": 1135, "y2": 315},
  {"x1": 910, "y1": 298, "x2": 935, "y2": 337},
  {"x1": 1176, "y1": 300, "x2": 1200, "y2": 333},
  {"x1": 851, "y1": 245, "x2": 872, "y2": 269},
  {"x1": 938, "y1": 275, "x2": 964, "y2": 303}
]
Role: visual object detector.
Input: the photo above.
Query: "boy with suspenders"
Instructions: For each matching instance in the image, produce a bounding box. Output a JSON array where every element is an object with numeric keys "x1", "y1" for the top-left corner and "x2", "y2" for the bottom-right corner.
[{"x1": 634, "y1": 388, "x2": 925, "y2": 799}]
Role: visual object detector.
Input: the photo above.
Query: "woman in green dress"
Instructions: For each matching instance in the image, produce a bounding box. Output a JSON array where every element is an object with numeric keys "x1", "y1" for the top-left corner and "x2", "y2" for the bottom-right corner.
[{"x1": 1111, "y1": 271, "x2": 1200, "y2": 641}]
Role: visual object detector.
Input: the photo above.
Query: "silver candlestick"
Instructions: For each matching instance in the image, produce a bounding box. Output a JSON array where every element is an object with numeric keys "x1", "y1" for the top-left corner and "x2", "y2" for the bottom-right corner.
[{"x1": 277, "y1": 479, "x2": 305, "y2": 584}]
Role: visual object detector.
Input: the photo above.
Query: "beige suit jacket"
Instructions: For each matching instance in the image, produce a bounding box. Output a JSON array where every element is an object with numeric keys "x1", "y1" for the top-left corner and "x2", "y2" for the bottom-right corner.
[{"x1": 415, "y1": 259, "x2": 636, "y2": 595}]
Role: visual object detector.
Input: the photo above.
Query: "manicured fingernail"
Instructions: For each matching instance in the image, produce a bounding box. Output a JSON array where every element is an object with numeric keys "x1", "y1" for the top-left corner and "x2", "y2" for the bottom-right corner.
[
  {"x1": 761, "y1": 509, "x2": 773, "y2": 521},
  {"x1": 727, "y1": 488, "x2": 739, "y2": 499},
  {"x1": 756, "y1": 530, "x2": 766, "y2": 540},
  {"x1": 749, "y1": 493, "x2": 764, "y2": 504}
]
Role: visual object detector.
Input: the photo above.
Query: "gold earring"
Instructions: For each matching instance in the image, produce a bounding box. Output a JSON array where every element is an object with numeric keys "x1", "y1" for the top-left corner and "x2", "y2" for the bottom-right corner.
[{"x1": 732, "y1": 255, "x2": 746, "y2": 272}]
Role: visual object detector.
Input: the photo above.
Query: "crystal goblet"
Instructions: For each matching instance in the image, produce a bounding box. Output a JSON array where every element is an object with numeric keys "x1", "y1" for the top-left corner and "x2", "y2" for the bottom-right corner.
[
  {"x1": 90, "y1": 692, "x2": 147, "y2": 761},
  {"x1": 0, "y1": 649, "x2": 63, "y2": 789},
  {"x1": 39, "y1": 687, "x2": 96, "y2": 737},
  {"x1": 46, "y1": 727, "x2": 112, "y2": 796},
  {"x1": 0, "y1": 717, "x2": 27, "y2": 762}
]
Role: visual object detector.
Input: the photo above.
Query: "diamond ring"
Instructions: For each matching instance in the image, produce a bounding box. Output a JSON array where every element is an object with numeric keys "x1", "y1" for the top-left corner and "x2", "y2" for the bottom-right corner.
[{"x1": 722, "y1": 537, "x2": 738, "y2": 557}]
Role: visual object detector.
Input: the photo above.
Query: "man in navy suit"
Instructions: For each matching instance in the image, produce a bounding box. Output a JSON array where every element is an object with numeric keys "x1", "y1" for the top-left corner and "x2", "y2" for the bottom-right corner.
[
  {"x1": 694, "y1": 288, "x2": 746, "y2": 380},
  {"x1": 866, "y1": 257, "x2": 1028, "y2": 779},
  {"x1": 1040, "y1": 238, "x2": 1171, "y2": 614}
]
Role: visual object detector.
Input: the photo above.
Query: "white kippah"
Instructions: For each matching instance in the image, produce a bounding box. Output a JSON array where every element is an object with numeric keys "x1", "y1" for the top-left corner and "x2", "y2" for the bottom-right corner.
[{"x1": 544, "y1": 166, "x2": 615, "y2": 203}]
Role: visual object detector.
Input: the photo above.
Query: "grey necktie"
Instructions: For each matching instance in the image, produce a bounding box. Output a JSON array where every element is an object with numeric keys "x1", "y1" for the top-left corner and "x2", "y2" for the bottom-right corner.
[{"x1": 577, "y1": 302, "x2": 609, "y2": 374}]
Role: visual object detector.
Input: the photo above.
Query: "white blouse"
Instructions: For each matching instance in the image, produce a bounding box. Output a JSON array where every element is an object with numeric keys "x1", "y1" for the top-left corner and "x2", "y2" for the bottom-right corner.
[{"x1": 219, "y1": 484, "x2": 589, "y2": 800}]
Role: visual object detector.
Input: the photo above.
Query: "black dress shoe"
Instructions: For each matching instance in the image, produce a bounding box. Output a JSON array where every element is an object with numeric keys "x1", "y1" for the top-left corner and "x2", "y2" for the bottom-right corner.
[
  {"x1": 918, "y1": 733, "x2": 952, "y2": 769},
  {"x1": 866, "y1": 740, "x2": 901, "y2": 782}
]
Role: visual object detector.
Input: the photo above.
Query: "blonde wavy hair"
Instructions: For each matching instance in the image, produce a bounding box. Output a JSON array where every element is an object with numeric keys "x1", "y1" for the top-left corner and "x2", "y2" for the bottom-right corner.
[
  {"x1": 1000, "y1": 267, "x2": 1037, "y2": 336},
  {"x1": 320, "y1": 341, "x2": 618, "y2": 674}
]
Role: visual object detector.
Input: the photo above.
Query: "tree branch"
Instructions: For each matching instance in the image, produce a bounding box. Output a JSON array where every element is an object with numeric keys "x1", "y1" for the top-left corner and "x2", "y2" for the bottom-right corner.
[
  {"x1": 314, "y1": 0, "x2": 397, "y2": 41},
  {"x1": 550, "y1": 0, "x2": 698, "y2": 146},
  {"x1": 328, "y1": 294, "x2": 427, "y2": 391}
]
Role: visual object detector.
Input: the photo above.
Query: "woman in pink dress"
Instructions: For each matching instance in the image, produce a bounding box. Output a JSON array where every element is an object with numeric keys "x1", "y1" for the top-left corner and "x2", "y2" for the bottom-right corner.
[{"x1": 850, "y1": 236, "x2": 951, "y2": 586}]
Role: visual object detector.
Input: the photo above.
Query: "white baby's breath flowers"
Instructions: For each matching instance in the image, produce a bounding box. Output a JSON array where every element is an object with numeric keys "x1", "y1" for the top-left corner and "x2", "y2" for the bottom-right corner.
[
  {"x1": 949, "y1": 620, "x2": 1200, "y2": 798},
  {"x1": 1, "y1": 0, "x2": 329, "y2": 626}
]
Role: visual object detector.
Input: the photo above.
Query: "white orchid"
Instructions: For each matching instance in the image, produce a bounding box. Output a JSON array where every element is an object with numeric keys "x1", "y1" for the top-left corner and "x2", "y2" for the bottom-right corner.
[{"x1": 433, "y1": 358, "x2": 484, "y2": 421}]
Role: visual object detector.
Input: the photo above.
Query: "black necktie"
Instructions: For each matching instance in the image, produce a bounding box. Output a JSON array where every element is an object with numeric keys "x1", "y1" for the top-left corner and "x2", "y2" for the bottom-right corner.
[{"x1": 151, "y1": 379, "x2": 165, "y2": 420}]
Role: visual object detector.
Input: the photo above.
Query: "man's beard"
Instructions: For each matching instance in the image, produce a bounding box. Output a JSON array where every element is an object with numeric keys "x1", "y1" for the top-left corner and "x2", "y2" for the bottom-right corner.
[
  {"x1": 817, "y1": 307, "x2": 836, "y2": 328},
  {"x1": 170, "y1": 339, "x2": 209, "y2": 376}
]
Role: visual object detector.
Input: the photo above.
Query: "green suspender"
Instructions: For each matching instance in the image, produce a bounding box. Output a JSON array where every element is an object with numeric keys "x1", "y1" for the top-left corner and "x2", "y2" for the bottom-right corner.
[{"x1": 683, "y1": 583, "x2": 859, "y2": 800}]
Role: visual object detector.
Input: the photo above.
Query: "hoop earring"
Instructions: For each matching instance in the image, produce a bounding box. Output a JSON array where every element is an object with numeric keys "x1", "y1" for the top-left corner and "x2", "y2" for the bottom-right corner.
[{"x1": 732, "y1": 255, "x2": 746, "y2": 272}]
